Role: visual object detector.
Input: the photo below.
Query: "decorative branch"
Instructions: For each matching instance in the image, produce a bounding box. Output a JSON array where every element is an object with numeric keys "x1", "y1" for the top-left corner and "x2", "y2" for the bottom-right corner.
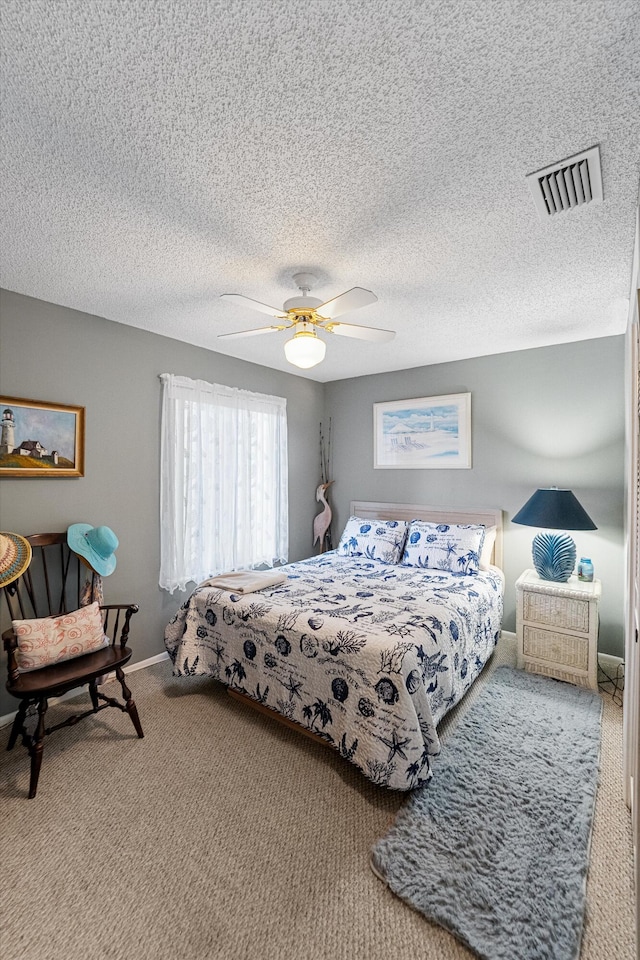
[
  {"x1": 319, "y1": 418, "x2": 332, "y2": 483},
  {"x1": 316, "y1": 418, "x2": 334, "y2": 551}
]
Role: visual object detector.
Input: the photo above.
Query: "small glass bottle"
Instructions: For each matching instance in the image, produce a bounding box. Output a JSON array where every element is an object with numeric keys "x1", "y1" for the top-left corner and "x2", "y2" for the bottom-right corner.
[{"x1": 577, "y1": 557, "x2": 594, "y2": 582}]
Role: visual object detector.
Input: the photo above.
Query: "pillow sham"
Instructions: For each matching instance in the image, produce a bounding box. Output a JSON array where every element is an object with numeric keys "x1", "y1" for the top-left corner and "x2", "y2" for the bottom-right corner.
[
  {"x1": 401, "y1": 521, "x2": 486, "y2": 575},
  {"x1": 337, "y1": 516, "x2": 409, "y2": 563},
  {"x1": 12, "y1": 601, "x2": 109, "y2": 673},
  {"x1": 479, "y1": 525, "x2": 497, "y2": 570}
]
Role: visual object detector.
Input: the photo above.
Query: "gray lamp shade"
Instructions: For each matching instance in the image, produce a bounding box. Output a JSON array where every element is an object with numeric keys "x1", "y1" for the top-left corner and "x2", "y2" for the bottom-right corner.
[{"x1": 512, "y1": 488, "x2": 596, "y2": 582}]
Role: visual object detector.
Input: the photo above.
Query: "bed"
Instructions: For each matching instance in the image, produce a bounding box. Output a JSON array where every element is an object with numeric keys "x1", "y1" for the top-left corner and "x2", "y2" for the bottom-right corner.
[{"x1": 164, "y1": 501, "x2": 504, "y2": 790}]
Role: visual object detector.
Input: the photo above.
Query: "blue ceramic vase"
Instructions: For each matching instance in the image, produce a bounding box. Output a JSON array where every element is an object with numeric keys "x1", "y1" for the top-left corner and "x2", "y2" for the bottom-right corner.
[{"x1": 532, "y1": 531, "x2": 576, "y2": 582}]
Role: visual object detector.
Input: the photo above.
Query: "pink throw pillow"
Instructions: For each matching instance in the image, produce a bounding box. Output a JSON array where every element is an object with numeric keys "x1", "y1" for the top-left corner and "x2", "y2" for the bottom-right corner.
[{"x1": 13, "y1": 601, "x2": 108, "y2": 673}]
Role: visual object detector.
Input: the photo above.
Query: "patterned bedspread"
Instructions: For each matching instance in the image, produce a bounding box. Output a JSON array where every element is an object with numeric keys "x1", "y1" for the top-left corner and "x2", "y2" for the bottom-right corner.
[{"x1": 164, "y1": 553, "x2": 504, "y2": 790}]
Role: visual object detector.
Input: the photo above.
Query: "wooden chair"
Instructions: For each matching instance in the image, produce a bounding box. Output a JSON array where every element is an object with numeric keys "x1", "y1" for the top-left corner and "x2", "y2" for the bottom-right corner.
[{"x1": 1, "y1": 533, "x2": 143, "y2": 798}]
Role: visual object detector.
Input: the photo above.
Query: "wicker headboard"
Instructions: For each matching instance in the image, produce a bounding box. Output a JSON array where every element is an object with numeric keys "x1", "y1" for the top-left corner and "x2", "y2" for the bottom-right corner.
[{"x1": 349, "y1": 500, "x2": 504, "y2": 569}]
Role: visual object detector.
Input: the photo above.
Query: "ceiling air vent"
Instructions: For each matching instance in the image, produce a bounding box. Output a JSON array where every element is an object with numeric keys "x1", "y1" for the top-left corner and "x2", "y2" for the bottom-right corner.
[{"x1": 526, "y1": 145, "x2": 603, "y2": 219}]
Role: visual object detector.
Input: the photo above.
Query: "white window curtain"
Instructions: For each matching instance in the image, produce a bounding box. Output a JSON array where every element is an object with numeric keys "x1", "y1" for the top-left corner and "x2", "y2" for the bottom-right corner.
[{"x1": 159, "y1": 374, "x2": 288, "y2": 593}]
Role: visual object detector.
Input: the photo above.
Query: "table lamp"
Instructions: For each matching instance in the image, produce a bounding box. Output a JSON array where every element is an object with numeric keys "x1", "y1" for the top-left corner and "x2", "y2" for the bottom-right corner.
[{"x1": 512, "y1": 487, "x2": 597, "y2": 582}]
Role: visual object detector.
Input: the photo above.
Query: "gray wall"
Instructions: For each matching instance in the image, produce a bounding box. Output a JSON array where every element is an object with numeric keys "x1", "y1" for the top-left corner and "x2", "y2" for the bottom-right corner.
[
  {"x1": 0, "y1": 289, "x2": 626, "y2": 721},
  {"x1": 324, "y1": 337, "x2": 626, "y2": 657},
  {"x1": 0, "y1": 289, "x2": 324, "y2": 718}
]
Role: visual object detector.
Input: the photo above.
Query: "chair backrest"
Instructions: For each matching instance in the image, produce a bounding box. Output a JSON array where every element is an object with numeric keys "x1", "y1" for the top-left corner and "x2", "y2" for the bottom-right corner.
[{"x1": 1, "y1": 532, "x2": 99, "y2": 622}]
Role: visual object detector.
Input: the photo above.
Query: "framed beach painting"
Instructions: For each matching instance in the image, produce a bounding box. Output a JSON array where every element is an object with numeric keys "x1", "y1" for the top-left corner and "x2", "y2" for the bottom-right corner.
[
  {"x1": 0, "y1": 396, "x2": 85, "y2": 477},
  {"x1": 373, "y1": 393, "x2": 471, "y2": 469}
]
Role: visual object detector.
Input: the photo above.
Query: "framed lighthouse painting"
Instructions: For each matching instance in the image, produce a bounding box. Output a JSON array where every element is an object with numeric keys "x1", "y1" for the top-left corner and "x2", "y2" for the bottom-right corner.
[
  {"x1": 0, "y1": 396, "x2": 85, "y2": 477},
  {"x1": 373, "y1": 393, "x2": 471, "y2": 469}
]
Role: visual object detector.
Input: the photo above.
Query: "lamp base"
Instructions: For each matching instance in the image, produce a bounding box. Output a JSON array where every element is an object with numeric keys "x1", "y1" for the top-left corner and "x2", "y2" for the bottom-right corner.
[{"x1": 531, "y1": 532, "x2": 576, "y2": 582}]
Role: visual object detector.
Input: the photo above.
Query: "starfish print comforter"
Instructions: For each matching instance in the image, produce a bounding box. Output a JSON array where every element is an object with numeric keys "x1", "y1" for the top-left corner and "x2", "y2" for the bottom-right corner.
[{"x1": 164, "y1": 552, "x2": 504, "y2": 790}]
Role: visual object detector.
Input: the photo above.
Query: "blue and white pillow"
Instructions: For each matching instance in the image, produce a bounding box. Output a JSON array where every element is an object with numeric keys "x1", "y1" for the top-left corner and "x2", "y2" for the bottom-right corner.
[
  {"x1": 337, "y1": 517, "x2": 409, "y2": 564},
  {"x1": 401, "y1": 521, "x2": 486, "y2": 575}
]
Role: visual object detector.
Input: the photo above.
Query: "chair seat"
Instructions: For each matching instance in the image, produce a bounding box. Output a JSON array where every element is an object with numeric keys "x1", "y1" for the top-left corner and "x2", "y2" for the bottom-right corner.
[{"x1": 7, "y1": 645, "x2": 133, "y2": 699}]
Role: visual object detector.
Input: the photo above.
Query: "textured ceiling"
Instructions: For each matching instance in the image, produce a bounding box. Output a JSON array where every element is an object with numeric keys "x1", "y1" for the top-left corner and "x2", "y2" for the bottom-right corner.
[{"x1": 1, "y1": 0, "x2": 639, "y2": 382}]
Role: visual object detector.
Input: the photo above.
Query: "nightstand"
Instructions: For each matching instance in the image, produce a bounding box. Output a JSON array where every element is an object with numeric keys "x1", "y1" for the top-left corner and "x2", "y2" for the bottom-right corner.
[{"x1": 516, "y1": 569, "x2": 601, "y2": 691}]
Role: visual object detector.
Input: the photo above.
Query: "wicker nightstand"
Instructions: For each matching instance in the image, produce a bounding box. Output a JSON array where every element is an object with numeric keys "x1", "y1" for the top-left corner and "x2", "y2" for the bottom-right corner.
[{"x1": 516, "y1": 569, "x2": 601, "y2": 691}]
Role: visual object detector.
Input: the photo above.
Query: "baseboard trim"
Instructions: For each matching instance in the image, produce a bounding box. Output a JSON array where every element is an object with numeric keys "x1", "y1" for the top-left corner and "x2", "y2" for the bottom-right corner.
[
  {"x1": 0, "y1": 650, "x2": 170, "y2": 729},
  {"x1": 123, "y1": 650, "x2": 169, "y2": 672},
  {"x1": 0, "y1": 642, "x2": 623, "y2": 729},
  {"x1": 597, "y1": 653, "x2": 625, "y2": 694},
  {"x1": 598, "y1": 652, "x2": 624, "y2": 673}
]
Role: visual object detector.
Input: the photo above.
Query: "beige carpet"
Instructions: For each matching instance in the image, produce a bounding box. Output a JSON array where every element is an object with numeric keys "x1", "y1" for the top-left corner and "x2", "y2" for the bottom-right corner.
[{"x1": 0, "y1": 636, "x2": 634, "y2": 960}]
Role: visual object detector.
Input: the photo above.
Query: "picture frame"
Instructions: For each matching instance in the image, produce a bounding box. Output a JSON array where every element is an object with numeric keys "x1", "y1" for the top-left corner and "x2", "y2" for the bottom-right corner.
[
  {"x1": 373, "y1": 392, "x2": 471, "y2": 469},
  {"x1": 0, "y1": 396, "x2": 85, "y2": 477}
]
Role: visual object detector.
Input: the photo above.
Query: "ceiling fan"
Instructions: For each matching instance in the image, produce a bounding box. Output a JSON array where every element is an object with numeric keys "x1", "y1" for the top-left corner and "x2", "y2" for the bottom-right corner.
[{"x1": 218, "y1": 272, "x2": 395, "y2": 369}]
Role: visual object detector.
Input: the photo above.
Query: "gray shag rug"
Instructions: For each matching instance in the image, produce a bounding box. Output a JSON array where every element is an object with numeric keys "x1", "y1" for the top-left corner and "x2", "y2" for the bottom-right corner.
[{"x1": 371, "y1": 666, "x2": 603, "y2": 960}]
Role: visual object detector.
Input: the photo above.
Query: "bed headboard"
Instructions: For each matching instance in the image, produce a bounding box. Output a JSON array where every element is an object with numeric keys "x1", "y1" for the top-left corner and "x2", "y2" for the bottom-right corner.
[{"x1": 349, "y1": 500, "x2": 504, "y2": 569}]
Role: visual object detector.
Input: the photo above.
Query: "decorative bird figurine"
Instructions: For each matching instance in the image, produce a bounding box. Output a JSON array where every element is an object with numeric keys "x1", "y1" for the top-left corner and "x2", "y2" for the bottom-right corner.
[{"x1": 313, "y1": 481, "x2": 334, "y2": 552}]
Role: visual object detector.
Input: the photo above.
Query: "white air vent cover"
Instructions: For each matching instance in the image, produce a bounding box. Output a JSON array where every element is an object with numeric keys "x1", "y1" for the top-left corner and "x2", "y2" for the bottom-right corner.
[{"x1": 526, "y1": 145, "x2": 603, "y2": 219}]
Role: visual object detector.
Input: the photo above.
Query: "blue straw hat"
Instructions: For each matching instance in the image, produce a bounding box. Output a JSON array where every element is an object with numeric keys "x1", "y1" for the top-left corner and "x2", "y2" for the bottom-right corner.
[{"x1": 67, "y1": 524, "x2": 119, "y2": 576}]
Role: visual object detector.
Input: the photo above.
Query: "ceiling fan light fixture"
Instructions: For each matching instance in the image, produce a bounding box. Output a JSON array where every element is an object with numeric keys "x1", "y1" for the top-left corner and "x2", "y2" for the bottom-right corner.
[
  {"x1": 220, "y1": 274, "x2": 391, "y2": 364},
  {"x1": 284, "y1": 329, "x2": 326, "y2": 369}
]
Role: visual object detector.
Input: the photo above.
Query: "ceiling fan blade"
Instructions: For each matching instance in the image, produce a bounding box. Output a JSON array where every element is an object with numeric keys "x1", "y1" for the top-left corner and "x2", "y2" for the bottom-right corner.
[
  {"x1": 315, "y1": 286, "x2": 378, "y2": 320},
  {"x1": 220, "y1": 293, "x2": 287, "y2": 319},
  {"x1": 218, "y1": 325, "x2": 286, "y2": 340},
  {"x1": 326, "y1": 321, "x2": 395, "y2": 342}
]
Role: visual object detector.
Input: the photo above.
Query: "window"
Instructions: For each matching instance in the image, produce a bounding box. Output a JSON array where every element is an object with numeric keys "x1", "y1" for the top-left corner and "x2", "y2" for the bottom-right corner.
[{"x1": 159, "y1": 374, "x2": 288, "y2": 593}]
